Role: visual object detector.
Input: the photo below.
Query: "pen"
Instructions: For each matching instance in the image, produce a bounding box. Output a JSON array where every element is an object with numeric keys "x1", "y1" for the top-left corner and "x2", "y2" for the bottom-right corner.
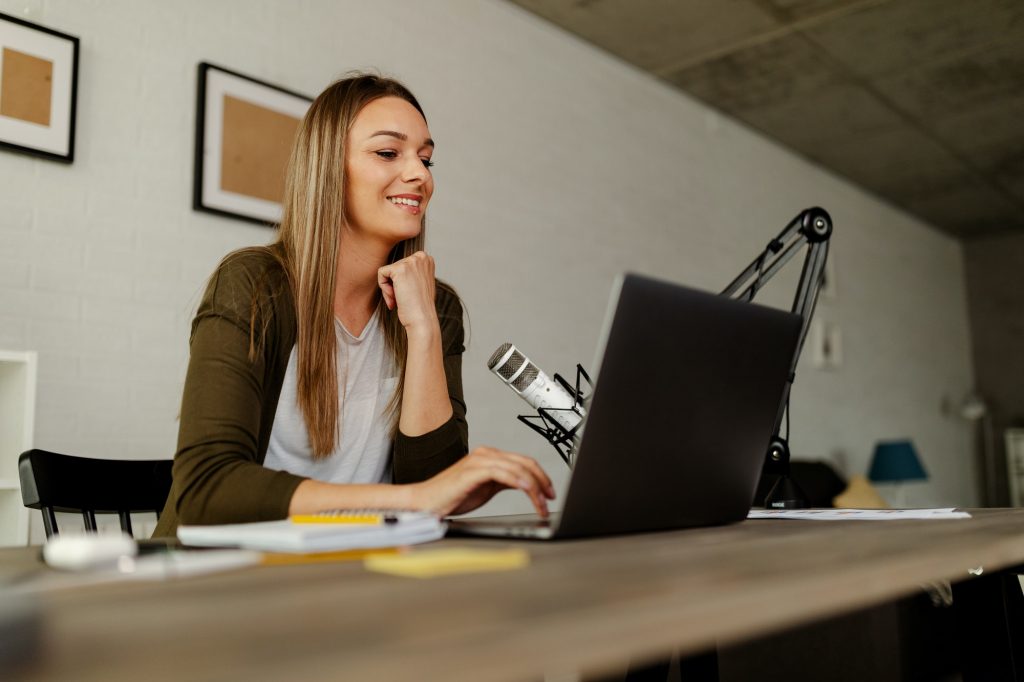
[{"x1": 290, "y1": 513, "x2": 399, "y2": 525}]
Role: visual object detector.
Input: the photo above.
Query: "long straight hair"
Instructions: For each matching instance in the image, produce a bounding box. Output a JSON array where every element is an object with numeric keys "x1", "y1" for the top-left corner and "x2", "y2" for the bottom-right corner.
[{"x1": 258, "y1": 74, "x2": 434, "y2": 459}]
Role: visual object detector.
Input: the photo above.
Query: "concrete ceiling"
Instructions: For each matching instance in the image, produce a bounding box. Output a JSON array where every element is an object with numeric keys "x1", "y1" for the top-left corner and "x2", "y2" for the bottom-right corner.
[{"x1": 508, "y1": 0, "x2": 1024, "y2": 240}]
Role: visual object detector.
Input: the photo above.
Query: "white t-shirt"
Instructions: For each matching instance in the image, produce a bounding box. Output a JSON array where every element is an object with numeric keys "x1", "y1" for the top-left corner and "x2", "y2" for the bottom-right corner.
[{"x1": 264, "y1": 310, "x2": 398, "y2": 484}]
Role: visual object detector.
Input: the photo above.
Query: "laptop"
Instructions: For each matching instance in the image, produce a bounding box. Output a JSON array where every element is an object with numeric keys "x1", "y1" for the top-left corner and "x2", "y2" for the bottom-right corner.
[{"x1": 447, "y1": 272, "x2": 802, "y2": 540}]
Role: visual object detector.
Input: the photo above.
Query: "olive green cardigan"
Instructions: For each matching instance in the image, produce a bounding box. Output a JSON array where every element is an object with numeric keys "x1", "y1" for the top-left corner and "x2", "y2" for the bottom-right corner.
[{"x1": 153, "y1": 248, "x2": 468, "y2": 537}]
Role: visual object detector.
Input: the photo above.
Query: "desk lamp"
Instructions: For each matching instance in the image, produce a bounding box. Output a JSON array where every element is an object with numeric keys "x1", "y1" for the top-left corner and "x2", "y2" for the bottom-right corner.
[
  {"x1": 960, "y1": 392, "x2": 997, "y2": 506},
  {"x1": 868, "y1": 440, "x2": 927, "y2": 508}
]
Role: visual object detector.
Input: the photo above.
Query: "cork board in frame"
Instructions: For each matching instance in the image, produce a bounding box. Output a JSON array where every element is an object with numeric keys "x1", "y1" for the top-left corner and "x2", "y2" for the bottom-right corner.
[
  {"x1": 193, "y1": 62, "x2": 312, "y2": 226},
  {"x1": 0, "y1": 13, "x2": 79, "y2": 163}
]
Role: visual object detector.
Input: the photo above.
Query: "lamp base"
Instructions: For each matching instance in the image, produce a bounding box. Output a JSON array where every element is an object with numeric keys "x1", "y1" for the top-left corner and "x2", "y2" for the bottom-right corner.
[{"x1": 876, "y1": 482, "x2": 909, "y2": 509}]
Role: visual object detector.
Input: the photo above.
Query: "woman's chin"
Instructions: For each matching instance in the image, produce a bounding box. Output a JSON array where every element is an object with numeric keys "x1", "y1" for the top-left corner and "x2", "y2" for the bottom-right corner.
[
  {"x1": 392, "y1": 223, "x2": 424, "y2": 243},
  {"x1": 352, "y1": 221, "x2": 423, "y2": 247}
]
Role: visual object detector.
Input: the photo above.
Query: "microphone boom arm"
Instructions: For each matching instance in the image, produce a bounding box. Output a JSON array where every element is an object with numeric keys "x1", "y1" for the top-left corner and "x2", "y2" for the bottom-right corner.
[
  {"x1": 721, "y1": 207, "x2": 833, "y2": 508},
  {"x1": 506, "y1": 207, "x2": 832, "y2": 494}
]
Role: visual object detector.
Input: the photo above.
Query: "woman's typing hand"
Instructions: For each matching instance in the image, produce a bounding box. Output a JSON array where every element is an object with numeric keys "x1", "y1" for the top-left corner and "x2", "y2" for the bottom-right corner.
[{"x1": 409, "y1": 447, "x2": 556, "y2": 518}]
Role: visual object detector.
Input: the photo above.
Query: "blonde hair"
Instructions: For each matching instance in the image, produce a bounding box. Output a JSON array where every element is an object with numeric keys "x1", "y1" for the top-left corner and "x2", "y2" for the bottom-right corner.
[{"x1": 255, "y1": 74, "x2": 442, "y2": 459}]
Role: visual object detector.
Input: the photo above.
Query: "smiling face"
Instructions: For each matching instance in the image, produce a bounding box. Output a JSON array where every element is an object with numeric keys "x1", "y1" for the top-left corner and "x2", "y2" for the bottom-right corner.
[{"x1": 343, "y1": 96, "x2": 435, "y2": 248}]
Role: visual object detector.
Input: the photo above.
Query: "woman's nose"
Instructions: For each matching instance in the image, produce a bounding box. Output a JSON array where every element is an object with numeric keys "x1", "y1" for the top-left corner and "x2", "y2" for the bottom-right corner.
[{"x1": 402, "y1": 156, "x2": 427, "y2": 183}]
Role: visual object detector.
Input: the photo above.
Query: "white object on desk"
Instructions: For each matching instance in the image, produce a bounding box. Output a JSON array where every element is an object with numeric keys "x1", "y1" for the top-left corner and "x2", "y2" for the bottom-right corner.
[{"x1": 42, "y1": 532, "x2": 137, "y2": 570}]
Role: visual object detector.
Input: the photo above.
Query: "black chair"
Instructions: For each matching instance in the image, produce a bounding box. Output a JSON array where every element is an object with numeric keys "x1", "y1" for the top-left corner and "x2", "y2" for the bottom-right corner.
[{"x1": 18, "y1": 449, "x2": 173, "y2": 538}]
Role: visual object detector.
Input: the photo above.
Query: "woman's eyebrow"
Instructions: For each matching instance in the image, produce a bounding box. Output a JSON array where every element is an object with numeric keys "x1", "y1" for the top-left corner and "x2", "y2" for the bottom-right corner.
[{"x1": 369, "y1": 130, "x2": 434, "y2": 147}]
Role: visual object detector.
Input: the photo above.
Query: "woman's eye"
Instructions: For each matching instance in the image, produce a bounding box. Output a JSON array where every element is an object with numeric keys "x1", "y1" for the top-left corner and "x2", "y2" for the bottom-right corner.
[{"x1": 374, "y1": 150, "x2": 432, "y2": 168}]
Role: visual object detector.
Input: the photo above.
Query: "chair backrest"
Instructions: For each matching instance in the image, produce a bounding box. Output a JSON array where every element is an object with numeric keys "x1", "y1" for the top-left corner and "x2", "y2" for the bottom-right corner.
[{"x1": 18, "y1": 449, "x2": 173, "y2": 538}]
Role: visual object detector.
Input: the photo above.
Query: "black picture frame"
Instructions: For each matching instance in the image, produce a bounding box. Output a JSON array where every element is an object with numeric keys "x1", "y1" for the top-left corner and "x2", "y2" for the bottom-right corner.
[
  {"x1": 193, "y1": 62, "x2": 312, "y2": 226},
  {"x1": 0, "y1": 12, "x2": 79, "y2": 163}
]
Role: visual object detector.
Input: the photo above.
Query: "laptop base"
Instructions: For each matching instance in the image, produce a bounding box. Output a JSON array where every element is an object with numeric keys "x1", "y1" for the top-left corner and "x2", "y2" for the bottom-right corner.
[{"x1": 447, "y1": 513, "x2": 558, "y2": 540}]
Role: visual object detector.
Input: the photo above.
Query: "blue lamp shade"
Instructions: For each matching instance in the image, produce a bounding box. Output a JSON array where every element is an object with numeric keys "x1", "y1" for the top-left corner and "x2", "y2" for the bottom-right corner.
[{"x1": 868, "y1": 440, "x2": 927, "y2": 483}]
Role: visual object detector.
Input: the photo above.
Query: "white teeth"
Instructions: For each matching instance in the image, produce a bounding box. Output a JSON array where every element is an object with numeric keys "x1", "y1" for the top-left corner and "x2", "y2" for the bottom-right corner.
[{"x1": 388, "y1": 197, "x2": 420, "y2": 207}]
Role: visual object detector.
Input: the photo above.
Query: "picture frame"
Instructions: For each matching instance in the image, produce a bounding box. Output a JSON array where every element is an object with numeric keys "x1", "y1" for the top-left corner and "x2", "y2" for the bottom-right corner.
[
  {"x1": 0, "y1": 12, "x2": 79, "y2": 163},
  {"x1": 193, "y1": 62, "x2": 312, "y2": 226}
]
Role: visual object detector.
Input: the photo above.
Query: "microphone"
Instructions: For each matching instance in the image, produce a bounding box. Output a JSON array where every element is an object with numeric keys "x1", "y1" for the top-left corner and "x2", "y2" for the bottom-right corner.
[{"x1": 487, "y1": 343, "x2": 584, "y2": 434}]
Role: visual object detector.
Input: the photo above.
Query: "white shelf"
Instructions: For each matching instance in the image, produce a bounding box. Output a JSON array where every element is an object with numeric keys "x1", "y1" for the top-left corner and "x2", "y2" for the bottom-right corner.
[
  {"x1": 1007, "y1": 429, "x2": 1024, "y2": 507},
  {"x1": 0, "y1": 350, "x2": 35, "y2": 547}
]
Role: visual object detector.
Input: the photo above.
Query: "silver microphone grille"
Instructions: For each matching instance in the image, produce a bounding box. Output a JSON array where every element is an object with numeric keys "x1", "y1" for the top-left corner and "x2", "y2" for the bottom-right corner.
[
  {"x1": 487, "y1": 343, "x2": 513, "y2": 370},
  {"x1": 489, "y1": 343, "x2": 529, "y2": 382},
  {"x1": 511, "y1": 364, "x2": 539, "y2": 392},
  {"x1": 496, "y1": 349, "x2": 527, "y2": 381}
]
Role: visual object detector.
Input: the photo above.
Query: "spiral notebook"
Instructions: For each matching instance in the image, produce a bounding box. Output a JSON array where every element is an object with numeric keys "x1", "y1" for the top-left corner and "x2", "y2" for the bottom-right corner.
[{"x1": 178, "y1": 510, "x2": 446, "y2": 553}]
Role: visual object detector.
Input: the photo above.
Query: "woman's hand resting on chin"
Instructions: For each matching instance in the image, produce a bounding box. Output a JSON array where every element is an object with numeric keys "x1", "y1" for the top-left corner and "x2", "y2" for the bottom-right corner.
[{"x1": 377, "y1": 251, "x2": 438, "y2": 334}]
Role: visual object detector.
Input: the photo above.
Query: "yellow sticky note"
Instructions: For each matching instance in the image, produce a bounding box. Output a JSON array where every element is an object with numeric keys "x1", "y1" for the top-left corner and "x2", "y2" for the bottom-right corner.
[{"x1": 364, "y1": 548, "x2": 530, "y2": 578}]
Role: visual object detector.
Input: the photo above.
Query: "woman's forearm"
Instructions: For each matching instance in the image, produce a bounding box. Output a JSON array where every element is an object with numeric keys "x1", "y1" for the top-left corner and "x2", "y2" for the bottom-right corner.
[
  {"x1": 288, "y1": 479, "x2": 416, "y2": 515},
  {"x1": 398, "y1": 323, "x2": 453, "y2": 436}
]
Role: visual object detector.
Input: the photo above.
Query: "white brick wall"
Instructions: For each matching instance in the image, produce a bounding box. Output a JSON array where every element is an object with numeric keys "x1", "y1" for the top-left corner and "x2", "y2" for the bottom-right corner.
[{"x1": 0, "y1": 0, "x2": 976, "y2": 542}]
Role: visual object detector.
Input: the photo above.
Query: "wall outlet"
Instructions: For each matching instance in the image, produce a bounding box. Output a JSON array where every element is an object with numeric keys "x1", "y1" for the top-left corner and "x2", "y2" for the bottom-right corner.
[{"x1": 811, "y1": 320, "x2": 843, "y2": 370}]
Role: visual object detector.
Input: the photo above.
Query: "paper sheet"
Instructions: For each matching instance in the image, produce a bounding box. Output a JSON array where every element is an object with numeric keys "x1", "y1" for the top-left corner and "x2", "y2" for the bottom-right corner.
[
  {"x1": 747, "y1": 508, "x2": 971, "y2": 521},
  {"x1": 10, "y1": 549, "x2": 263, "y2": 594}
]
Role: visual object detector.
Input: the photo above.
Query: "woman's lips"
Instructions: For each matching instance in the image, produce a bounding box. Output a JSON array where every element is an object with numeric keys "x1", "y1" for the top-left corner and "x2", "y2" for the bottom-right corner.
[{"x1": 387, "y1": 195, "x2": 423, "y2": 215}]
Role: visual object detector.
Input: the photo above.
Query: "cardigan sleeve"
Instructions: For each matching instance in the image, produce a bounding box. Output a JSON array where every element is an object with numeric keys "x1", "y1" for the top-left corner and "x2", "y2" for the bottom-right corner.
[
  {"x1": 391, "y1": 284, "x2": 469, "y2": 483},
  {"x1": 162, "y1": 254, "x2": 305, "y2": 529}
]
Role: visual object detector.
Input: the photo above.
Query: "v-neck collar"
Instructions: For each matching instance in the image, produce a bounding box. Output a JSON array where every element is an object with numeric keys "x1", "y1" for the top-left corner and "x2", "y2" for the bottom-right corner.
[{"x1": 335, "y1": 308, "x2": 379, "y2": 342}]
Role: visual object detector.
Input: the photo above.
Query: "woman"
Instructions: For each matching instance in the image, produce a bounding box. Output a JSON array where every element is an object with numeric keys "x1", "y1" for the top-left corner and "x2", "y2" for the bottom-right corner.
[{"x1": 154, "y1": 74, "x2": 553, "y2": 537}]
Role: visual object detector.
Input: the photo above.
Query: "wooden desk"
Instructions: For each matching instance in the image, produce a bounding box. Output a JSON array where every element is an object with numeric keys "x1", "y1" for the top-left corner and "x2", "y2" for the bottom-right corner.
[{"x1": 5, "y1": 509, "x2": 1024, "y2": 682}]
